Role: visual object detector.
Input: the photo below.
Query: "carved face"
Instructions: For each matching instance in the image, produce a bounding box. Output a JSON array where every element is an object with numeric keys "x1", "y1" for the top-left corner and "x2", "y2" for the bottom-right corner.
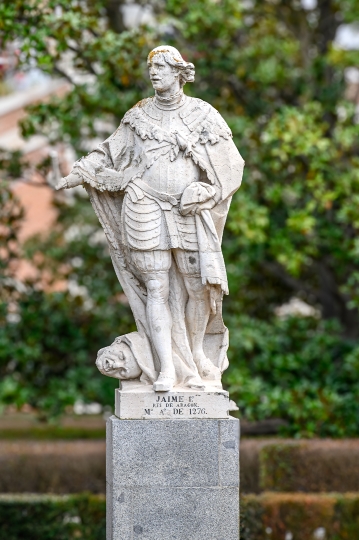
[
  {"x1": 96, "y1": 341, "x2": 142, "y2": 380},
  {"x1": 148, "y1": 54, "x2": 179, "y2": 92}
]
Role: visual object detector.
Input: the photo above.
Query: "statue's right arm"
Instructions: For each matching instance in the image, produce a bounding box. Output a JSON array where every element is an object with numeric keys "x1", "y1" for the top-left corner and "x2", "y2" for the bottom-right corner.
[
  {"x1": 56, "y1": 123, "x2": 130, "y2": 191},
  {"x1": 56, "y1": 170, "x2": 83, "y2": 190}
]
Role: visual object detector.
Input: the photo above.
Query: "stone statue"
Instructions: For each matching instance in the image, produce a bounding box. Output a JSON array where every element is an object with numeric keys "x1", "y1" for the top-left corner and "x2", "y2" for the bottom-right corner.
[{"x1": 57, "y1": 45, "x2": 244, "y2": 394}]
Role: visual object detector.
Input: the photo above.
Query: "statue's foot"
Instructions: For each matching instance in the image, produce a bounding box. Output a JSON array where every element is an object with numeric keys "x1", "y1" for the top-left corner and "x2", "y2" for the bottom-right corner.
[
  {"x1": 153, "y1": 372, "x2": 174, "y2": 392},
  {"x1": 186, "y1": 375, "x2": 205, "y2": 390},
  {"x1": 194, "y1": 352, "x2": 221, "y2": 381}
]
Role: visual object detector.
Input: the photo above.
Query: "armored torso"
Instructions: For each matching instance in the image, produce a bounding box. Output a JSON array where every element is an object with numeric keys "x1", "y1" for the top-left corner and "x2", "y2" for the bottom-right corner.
[
  {"x1": 122, "y1": 94, "x2": 214, "y2": 252},
  {"x1": 139, "y1": 95, "x2": 202, "y2": 194},
  {"x1": 75, "y1": 93, "x2": 236, "y2": 253}
]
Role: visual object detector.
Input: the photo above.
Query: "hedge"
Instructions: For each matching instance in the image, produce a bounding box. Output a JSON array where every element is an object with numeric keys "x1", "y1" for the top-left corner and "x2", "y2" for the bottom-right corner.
[
  {"x1": 0, "y1": 494, "x2": 106, "y2": 540},
  {"x1": 1, "y1": 492, "x2": 359, "y2": 539},
  {"x1": 0, "y1": 427, "x2": 106, "y2": 440},
  {"x1": 259, "y1": 440, "x2": 359, "y2": 493},
  {"x1": 2, "y1": 439, "x2": 359, "y2": 495},
  {"x1": 241, "y1": 493, "x2": 359, "y2": 540},
  {"x1": 0, "y1": 441, "x2": 105, "y2": 494}
]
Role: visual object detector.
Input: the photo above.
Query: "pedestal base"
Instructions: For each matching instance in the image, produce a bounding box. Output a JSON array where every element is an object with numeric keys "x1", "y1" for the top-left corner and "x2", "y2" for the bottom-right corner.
[{"x1": 106, "y1": 416, "x2": 240, "y2": 540}]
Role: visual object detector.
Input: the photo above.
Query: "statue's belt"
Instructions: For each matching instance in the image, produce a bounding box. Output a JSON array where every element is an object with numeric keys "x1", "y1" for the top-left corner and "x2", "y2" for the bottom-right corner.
[{"x1": 130, "y1": 178, "x2": 182, "y2": 207}]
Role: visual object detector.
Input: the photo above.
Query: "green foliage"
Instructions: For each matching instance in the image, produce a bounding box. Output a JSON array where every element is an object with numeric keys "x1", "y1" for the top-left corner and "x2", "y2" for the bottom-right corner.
[
  {"x1": 259, "y1": 443, "x2": 306, "y2": 492},
  {"x1": 0, "y1": 426, "x2": 105, "y2": 440},
  {"x1": 241, "y1": 492, "x2": 359, "y2": 540},
  {"x1": 0, "y1": 492, "x2": 358, "y2": 539},
  {"x1": 0, "y1": 289, "x2": 133, "y2": 416},
  {"x1": 1, "y1": 0, "x2": 359, "y2": 432},
  {"x1": 0, "y1": 186, "x2": 135, "y2": 419},
  {"x1": 256, "y1": 439, "x2": 359, "y2": 493},
  {"x1": 0, "y1": 180, "x2": 24, "y2": 296},
  {"x1": 0, "y1": 149, "x2": 25, "y2": 179},
  {"x1": 0, "y1": 494, "x2": 105, "y2": 540},
  {"x1": 1, "y1": 0, "x2": 154, "y2": 152},
  {"x1": 224, "y1": 315, "x2": 359, "y2": 437}
]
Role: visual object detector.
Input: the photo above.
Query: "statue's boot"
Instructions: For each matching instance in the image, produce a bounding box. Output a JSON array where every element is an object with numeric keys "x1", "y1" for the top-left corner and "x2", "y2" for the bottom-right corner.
[
  {"x1": 187, "y1": 375, "x2": 205, "y2": 390},
  {"x1": 153, "y1": 372, "x2": 174, "y2": 392},
  {"x1": 195, "y1": 355, "x2": 221, "y2": 381}
]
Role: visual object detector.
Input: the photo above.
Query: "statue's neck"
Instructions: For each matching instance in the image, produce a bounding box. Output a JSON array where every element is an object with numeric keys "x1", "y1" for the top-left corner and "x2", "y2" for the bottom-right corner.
[{"x1": 155, "y1": 88, "x2": 185, "y2": 110}]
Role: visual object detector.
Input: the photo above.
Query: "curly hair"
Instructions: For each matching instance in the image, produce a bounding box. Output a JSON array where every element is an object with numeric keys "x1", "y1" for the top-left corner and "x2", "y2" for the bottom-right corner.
[{"x1": 147, "y1": 45, "x2": 195, "y2": 87}]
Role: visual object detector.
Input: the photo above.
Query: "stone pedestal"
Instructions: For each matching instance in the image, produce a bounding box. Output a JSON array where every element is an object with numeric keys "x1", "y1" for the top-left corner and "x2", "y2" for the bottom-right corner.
[{"x1": 106, "y1": 416, "x2": 240, "y2": 539}]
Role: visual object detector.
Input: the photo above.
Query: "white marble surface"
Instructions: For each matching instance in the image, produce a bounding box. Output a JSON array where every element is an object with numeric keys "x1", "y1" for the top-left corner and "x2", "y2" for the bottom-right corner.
[{"x1": 115, "y1": 380, "x2": 230, "y2": 419}]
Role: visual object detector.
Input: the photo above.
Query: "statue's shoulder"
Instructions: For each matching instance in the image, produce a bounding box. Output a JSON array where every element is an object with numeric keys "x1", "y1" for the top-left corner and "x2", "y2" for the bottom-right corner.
[
  {"x1": 180, "y1": 97, "x2": 232, "y2": 141},
  {"x1": 122, "y1": 97, "x2": 154, "y2": 123}
]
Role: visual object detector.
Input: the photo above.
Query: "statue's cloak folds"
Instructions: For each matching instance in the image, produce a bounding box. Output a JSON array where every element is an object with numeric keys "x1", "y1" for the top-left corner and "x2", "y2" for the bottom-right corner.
[{"x1": 77, "y1": 97, "x2": 244, "y2": 386}]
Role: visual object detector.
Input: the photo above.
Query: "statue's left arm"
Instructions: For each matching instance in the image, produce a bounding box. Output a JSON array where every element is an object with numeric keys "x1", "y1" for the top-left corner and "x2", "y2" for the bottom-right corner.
[
  {"x1": 184, "y1": 104, "x2": 244, "y2": 241},
  {"x1": 201, "y1": 107, "x2": 244, "y2": 204},
  {"x1": 179, "y1": 101, "x2": 244, "y2": 208}
]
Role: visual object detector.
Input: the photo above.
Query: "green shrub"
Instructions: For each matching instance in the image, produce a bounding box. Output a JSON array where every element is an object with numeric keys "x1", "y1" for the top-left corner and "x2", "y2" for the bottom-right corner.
[
  {"x1": 258, "y1": 439, "x2": 359, "y2": 494},
  {"x1": 241, "y1": 493, "x2": 359, "y2": 540},
  {"x1": 1, "y1": 492, "x2": 359, "y2": 540},
  {"x1": 0, "y1": 426, "x2": 105, "y2": 440},
  {"x1": 0, "y1": 288, "x2": 134, "y2": 419},
  {"x1": 0, "y1": 189, "x2": 135, "y2": 420},
  {"x1": 0, "y1": 494, "x2": 105, "y2": 540},
  {"x1": 224, "y1": 315, "x2": 359, "y2": 437}
]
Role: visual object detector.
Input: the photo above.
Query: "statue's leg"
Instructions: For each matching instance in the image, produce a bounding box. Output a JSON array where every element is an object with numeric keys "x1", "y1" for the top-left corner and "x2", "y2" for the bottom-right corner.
[
  {"x1": 130, "y1": 250, "x2": 175, "y2": 390},
  {"x1": 173, "y1": 249, "x2": 220, "y2": 380}
]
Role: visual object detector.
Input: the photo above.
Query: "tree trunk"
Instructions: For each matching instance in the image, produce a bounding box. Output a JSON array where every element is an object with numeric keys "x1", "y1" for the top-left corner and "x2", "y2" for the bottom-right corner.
[
  {"x1": 105, "y1": 0, "x2": 125, "y2": 33},
  {"x1": 316, "y1": 263, "x2": 359, "y2": 339}
]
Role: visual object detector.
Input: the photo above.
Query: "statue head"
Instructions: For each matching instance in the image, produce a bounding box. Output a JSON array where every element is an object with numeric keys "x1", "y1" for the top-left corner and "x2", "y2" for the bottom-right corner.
[
  {"x1": 147, "y1": 45, "x2": 195, "y2": 93},
  {"x1": 96, "y1": 339, "x2": 142, "y2": 380}
]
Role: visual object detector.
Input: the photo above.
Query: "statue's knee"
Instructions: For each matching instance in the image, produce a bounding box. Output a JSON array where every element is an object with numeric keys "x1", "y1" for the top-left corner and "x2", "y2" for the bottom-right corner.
[
  {"x1": 184, "y1": 276, "x2": 207, "y2": 301},
  {"x1": 191, "y1": 290, "x2": 208, "y2": 303},
  {"x1": 146, "y1": 277, "x2": 169, "y2": 303}
]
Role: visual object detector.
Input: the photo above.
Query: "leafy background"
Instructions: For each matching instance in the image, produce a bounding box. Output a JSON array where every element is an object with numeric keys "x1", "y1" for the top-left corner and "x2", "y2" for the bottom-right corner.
[{"x1": 1, "y1": 0, "x2": 359, "y2": 436}]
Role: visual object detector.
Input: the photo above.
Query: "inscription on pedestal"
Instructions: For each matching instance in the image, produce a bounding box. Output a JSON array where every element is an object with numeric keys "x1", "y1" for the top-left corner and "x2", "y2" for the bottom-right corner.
[
  {"x1": 146, "y1": 394, "x2": 208, "y2": 417},
  {"x1": 115, "y1": 382, "x2": 230, "y2": 419}
]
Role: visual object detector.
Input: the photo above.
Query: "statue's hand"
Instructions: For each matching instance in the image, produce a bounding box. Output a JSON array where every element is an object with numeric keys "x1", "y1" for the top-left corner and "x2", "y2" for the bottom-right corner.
[
  {"x1": 56, "y1": 171, "x2": 82, "y2": 190},
  {"x1": 180, "y1": 182, "x2": 216, "y2": 215},
  {"x1": 194, "y1": 197, "x2": 216, "y2": 214}
]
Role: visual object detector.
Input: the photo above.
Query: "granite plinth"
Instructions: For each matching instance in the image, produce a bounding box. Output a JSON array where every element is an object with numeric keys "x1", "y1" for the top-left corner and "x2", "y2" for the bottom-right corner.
[
  {"x1": 106, "y1": 415, "x2": 240, "y2": 540},
  {"x1": 115, "y1": 380, "x2": 230, "y2": 420}
]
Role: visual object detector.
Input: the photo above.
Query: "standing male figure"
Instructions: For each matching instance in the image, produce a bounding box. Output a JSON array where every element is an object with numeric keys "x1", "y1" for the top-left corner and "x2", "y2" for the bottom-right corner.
[{"x1": 58, "y1": 45, "x2": 244, "y2": 392}]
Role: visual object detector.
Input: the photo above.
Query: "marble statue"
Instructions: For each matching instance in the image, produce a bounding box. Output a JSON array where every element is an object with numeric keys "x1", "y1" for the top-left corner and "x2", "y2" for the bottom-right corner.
[{"x1": 57, "y1": 45, "x2": 244, "y2": 394}]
